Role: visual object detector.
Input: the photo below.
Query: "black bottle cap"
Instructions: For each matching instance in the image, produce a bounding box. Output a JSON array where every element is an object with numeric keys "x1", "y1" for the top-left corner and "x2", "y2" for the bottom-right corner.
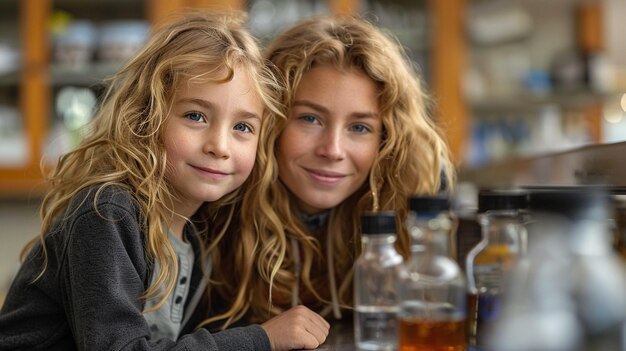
[
  {"x1": 361, "y1": 211, "x2": 397, "y2": 235},
  {"x1": 478, "y1": 190, "x2": 528, "y2": 213},
  {"x1": 408, "y1": 194, "x2": 450, "y2": 213},
  {"x1": 527, "y1": 187, "x2": 610, "y2": 220}
]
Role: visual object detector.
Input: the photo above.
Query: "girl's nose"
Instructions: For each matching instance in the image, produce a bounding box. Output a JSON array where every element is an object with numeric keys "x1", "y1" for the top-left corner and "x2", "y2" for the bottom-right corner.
[{"x1": 203, "y1": 126, "x2": 230, "y2": 159}]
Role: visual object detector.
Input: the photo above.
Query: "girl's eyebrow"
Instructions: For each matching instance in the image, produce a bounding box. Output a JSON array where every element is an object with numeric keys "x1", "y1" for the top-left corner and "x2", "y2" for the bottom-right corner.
[
  {"x1": 293, "y1": 99, "x2": 378, "y2": 119},
  {"x1": 177, "y1": 97, "x2": 213, "y2": 110},
  {"x1": 177, "y1": 98, "x2": 261, "y2": 121},
  {"x1": 239, "y1": 111, "x2": 262, "y2": 122}
]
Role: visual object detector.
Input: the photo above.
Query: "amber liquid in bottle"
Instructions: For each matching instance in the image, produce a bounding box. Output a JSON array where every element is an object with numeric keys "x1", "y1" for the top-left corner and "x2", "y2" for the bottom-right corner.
[{"x1": 398, "y1": 317, "x2": 467, "y2": 351}]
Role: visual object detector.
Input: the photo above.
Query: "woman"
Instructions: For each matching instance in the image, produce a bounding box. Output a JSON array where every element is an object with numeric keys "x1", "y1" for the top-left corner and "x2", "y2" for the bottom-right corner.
[{"x1": 205, "y1": 15, "x2": 455, "y2": 328}]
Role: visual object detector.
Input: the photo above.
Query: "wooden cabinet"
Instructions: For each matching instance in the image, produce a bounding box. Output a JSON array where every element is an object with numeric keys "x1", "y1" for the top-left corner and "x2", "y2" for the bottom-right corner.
[
  {"x1": 0, "y1": 0, "x2": 138, "y2": 196},
  {"x1": 0, "y1": 0, "x2": 230, "y2": 197},
  {"x1": 430, "y1": 0, "x2": 467, "y2": 165},
  {"x1": 6, "y1": 0, "x2": 601, "y2": 196},
  {"x1": 0, "y1": 0, "x2": 49, "y2": 197}
]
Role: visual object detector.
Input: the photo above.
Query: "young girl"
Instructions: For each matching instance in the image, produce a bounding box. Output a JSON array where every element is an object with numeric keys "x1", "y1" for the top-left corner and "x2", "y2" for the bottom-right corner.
[
  {"x1": 206, "y1": 16, "x2": 455, "y2": 326},
  {"x1": 0, "y1": 12, "x2": 328, "y2": 351}
]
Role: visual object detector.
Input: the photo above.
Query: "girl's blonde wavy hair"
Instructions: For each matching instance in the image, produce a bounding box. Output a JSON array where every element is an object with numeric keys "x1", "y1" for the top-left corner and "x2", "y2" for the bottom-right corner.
[
  {"x1": 207, "y1": 15, "x2": 455, "y2": 327},
  {"x1": 22, "y1": 10, "x2": 283, "y2": 316}
]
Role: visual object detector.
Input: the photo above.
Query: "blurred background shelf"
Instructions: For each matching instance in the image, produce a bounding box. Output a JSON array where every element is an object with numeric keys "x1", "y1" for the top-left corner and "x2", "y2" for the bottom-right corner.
[
  {"x1": 1, "y1": 0, "x2": 626, "y2": 199},
  {"x1": 49, "y1": 63, "x2": 122, "y2": 86},
  {"x1": 0, "y1": 71, "x2": 19, "y2": 87},
  {"x1": 469, "y1": 91, "x2": 614, "y2": 112}
]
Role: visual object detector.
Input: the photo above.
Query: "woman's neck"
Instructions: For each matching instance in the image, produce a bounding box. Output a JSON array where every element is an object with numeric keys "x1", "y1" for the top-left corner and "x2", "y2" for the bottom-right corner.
[{"x1": 299, "y1": 210, "x2": 331, "y2": 233}]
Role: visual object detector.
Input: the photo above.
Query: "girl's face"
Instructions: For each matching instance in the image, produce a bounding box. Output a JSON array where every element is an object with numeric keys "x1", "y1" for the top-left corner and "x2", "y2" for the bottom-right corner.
[
  {"x1": 163, "y1": 67, "x2": 263, "y2": 217},
  {"x1": 277, "y1": 65, "x2": 382, "y2": 214}
]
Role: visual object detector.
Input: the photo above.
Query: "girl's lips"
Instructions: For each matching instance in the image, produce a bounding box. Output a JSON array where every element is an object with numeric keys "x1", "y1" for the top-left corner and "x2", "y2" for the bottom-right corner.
[
  {"x1": 191, "y1": 165, "x2": 229, "y2": 179},
  {"x1": 304, "y1": 167, "x2": 346, "y2": 184}
]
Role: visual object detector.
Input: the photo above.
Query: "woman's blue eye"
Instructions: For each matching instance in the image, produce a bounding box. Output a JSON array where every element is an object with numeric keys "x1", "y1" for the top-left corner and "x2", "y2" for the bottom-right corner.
[
  {"x1": 185, "y1": 112, "x2": 205, "y2": 122},
  {"x1": 299, "y1": 115, "x2": 319, "y2": 124},
  {"x1": 350, "y1": 124, "x2": 371, "y2": 133},
  {"x1": 234, "y1": 122, "x2": 253, "y2": 133}
]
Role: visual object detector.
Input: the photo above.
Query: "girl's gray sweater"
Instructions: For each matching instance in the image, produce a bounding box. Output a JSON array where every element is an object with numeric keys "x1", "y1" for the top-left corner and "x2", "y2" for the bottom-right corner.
[{"x1": 0, "y1": 185, "x2": 270, "y2": 351}]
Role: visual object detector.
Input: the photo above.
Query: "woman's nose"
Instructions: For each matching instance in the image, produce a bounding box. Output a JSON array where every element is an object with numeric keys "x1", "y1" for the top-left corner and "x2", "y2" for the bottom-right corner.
[{"x1": 315, "y1": 130, "x2": 346, "y2": 161}]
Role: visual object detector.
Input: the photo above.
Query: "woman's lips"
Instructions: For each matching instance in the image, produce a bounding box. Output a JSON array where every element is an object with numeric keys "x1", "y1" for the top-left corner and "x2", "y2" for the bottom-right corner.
[{"x1": 304, "y1": 167, "x2": 346, "y2": 185}]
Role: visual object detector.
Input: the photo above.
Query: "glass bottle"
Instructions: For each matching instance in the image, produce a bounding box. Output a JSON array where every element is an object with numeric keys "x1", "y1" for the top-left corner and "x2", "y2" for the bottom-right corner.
[
  {"x1": 465, "y1": 190, "x2": 527, "y2": 347},
  {"x1": 354, "y1": 211, "x2": 403, "y2": 351},
  {"x1": 398, "y1": 195, "x2": 467, "y2": 351}
]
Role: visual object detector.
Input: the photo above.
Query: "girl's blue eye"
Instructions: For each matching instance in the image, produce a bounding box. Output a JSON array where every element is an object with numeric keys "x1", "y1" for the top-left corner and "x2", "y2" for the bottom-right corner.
[
  {"x1": 350, "y1": 124, "x2": 371, "y2": 133},
  {"x1": 234, "y1": 122, "x2": 253, "y2": 133},
  {"x1": 185, "y1": 112, "x2": 205, "y2": 122}
]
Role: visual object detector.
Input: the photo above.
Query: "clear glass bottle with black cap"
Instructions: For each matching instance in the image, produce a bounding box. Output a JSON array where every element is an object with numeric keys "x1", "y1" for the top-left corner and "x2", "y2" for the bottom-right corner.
[
  {"x1": 354, "y1": 211, "x2": 403, "y2": 351},
  {"x1": 465, "y1": 190, "x2": 528, "y2": 348},
  {"x1": 397, "y1": 195, "x2": 467, "y2": 351}
]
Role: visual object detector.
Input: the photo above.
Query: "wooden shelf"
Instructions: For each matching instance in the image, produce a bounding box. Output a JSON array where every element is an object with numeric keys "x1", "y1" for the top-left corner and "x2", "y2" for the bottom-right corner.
[
  {"x1": 470, "y1": 91, "x2": 614, "y2": 113},
  {"x1": 0, "y1": 168, "x2": 47, "y2": 198}
]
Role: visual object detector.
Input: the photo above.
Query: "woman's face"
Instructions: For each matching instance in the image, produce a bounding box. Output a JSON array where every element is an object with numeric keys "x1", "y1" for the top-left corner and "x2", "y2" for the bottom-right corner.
[{"x1": 277, "y1": 65, "x2": 382, "y2": 214}]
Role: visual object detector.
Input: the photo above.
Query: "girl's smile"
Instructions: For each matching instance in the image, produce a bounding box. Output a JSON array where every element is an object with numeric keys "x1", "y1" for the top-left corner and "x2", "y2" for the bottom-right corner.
[{"x1": 190, "y1": 164, "x2": 231, "y2": 179}]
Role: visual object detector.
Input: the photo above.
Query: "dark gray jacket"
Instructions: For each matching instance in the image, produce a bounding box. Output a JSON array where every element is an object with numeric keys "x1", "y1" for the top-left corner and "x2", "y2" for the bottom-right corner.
[{"x1": 0, "y1": 185, "x2": 270, "y2": 351}]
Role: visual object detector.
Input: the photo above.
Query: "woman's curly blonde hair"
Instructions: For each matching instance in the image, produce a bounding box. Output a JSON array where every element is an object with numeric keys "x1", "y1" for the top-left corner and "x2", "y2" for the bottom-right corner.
[{"x1": 207, "y1": 15, "x2": 455, "y2": 328}]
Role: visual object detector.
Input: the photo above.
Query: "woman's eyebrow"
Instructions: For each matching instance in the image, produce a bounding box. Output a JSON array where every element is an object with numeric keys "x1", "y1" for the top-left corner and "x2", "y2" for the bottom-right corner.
[
  {"x1": 293, "y1": 100, "x2": 378, "y2": 119},
  {"x1": 293, "y1": 100, "x2": 329, "y2": 114}
]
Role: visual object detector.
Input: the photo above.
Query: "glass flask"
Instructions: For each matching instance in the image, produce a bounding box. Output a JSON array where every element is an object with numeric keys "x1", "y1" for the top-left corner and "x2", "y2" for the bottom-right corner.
[{"x1": 398, "y1": 195, "x2": 467, "y2": 351}]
